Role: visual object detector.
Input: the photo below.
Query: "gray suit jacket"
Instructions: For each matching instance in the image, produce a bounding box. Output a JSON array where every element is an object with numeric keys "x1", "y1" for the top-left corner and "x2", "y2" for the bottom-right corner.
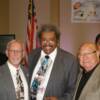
[
  {"x1": 73, "y1": 64, "x2": 100, "y2": 100},
  {"x1": 29, "y1": 48, "x2": 79, "y2": 100},
  {"x1": 0, "y1": 63, "x2": 28, "y2": 100}
]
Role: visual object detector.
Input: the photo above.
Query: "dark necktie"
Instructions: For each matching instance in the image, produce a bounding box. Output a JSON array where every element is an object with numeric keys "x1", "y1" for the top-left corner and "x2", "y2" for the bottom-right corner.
[
  {"x1": 16, "y1": 70, "x2": 24, "y2": 100},
  {"x1": 30, "y1": 55, "x2": 49, "y2": 100}
]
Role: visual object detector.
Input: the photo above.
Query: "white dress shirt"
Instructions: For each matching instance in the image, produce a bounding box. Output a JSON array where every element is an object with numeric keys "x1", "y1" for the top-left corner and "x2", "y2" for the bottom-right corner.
[
  {"x1": 7, "y1": 61, "x2": 29, "y2": 100},
  {"x1": 31, "y1": 48, "x2": 57, "y2": 100}
]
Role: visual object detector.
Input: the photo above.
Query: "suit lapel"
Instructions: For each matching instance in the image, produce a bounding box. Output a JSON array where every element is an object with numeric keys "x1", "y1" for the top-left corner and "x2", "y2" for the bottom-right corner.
[
  {"x1": 3, "y1": 63, "x2": 16, "y2": 100},
  {"x1": 44, "y1": 48, "x2": 63, "y2": 96},
  {"x1": 73, "y1": 69, "x2": 83, "y2": 100},
  {"x1": 21, "y1": 65, "x2": 29, "y2": 82},
  {"x1": 79, "y1": 64, "x2": 100, "y2": 99},
  {"x1": 29, "y1": 49, "x2": 41, "y2": 82}
]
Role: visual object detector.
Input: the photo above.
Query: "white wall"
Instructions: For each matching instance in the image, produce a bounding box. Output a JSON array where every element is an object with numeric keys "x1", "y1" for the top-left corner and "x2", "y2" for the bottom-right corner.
[
  {"x1": 0, "y1": 0, "x2": 9, "y2": 34},
  {"x1": 35, "y1": 0, "x2": 50, "y2": 28},
  {"x1": 60, "y1": 0, "x2": 100, "y2": 55},
  {"x1": 9, "y1": 0, "x2": 50, "y2": 43},
  {"x1": 9, "y1": 0, "x2": 27, "y2": 42}
]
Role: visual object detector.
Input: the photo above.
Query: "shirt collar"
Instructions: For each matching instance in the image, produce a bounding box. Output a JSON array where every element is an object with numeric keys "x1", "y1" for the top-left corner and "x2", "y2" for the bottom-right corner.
[
  {"x1": 7, "y1": 61, "x2": 20, "y2": 74},
  {"x1": 41, "y1": 48, "x2": 57, "y2": 61}
]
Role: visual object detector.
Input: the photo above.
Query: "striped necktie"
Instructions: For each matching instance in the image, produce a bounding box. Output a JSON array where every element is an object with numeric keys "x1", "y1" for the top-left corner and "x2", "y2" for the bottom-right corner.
[
  {"x1": 30, "y1": 55, "x2": 49, "y2": 100},
  {"x1": 16, "y1": 70, "x2": 24, "y2": 100}
]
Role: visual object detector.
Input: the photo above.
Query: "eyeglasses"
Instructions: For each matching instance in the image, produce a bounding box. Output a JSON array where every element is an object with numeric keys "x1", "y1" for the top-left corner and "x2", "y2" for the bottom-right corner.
[
  {"x1": 79, "y1": 51, "x2": 96, "y2": 57},
  {"x1": 8, "y1": 50, "x2": 23, "y2": 53}
]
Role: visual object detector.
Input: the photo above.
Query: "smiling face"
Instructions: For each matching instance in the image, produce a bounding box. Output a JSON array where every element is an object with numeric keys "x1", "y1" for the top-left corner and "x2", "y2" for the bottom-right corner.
[
  {"x1": 6, "y1": 40, "x2": 24, "y2": 68},
  {"x1": 40, "y1": 31, "x2": 58, "y2": 54},
  {"x1": 78, "y1": 43, "x2": 99, "y2": 72}
]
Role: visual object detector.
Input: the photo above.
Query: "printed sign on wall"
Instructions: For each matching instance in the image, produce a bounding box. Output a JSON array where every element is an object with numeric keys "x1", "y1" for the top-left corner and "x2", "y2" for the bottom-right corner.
[{"x1": 71, "y1": 0, "x2": 100, "y2": 23}]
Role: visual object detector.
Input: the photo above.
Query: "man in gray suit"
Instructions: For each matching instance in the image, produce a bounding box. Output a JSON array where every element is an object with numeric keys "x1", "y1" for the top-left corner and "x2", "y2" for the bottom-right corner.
[
  {"x1": 0, "y1": 40, "x2": 29, "y2": 100},
  {"x1": 73, "y1": 42, "x2": 100, "y2": 100},
  {"x1": 29, "y1": 24, "x2": 79, "y2": 100}
]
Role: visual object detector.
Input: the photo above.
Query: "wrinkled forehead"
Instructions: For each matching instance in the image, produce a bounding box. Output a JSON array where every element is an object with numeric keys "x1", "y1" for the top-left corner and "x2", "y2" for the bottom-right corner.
[
  {"x1": 79, "y1": 43, "x2": 97, "y2": 53},
  {"x1": 8, "y1": 41, "x2": 23, "y2": 50}
]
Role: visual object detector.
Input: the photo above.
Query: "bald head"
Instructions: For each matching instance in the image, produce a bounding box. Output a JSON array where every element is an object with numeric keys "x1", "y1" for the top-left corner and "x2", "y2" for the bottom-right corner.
[
  {"x1": 79, "y1": 42, "x2": 97, "y2": 54},
  {"x1": 78, "y1": 42, "x2": 99, "y2": 72}
]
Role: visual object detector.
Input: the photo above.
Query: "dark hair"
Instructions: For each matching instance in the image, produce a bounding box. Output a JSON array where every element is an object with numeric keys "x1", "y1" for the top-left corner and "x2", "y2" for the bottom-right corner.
[
  {"x1": 37, "y1": 24, "x2": 60, "y2": 42},
  {"x1": 95, "y1": 33, "x2": 100, "y2": 45}
]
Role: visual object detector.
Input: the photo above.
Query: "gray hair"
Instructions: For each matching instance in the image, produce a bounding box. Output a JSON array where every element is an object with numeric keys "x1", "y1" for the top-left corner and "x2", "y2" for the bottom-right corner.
[
  {"x1": 6, "y1": 39, "x2": 24, "y2": 50},
  {"x1": 37, "y1": 24, "x2": 60, "y2": 43}
]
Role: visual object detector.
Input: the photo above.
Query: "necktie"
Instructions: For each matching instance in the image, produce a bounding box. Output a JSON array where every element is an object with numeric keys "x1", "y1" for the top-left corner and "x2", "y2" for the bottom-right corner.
[
  {"x1": 16, "y1": 70, "x2": 24, "y2": 100},
  {"x1": 30, "y1": 55, "x2": 49, "y2": 100}
]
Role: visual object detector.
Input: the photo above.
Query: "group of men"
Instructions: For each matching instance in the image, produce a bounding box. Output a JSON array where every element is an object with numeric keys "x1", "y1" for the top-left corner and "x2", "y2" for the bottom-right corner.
[{"x1": 0, "y1": 24, "x2": 100, "y2": 100}]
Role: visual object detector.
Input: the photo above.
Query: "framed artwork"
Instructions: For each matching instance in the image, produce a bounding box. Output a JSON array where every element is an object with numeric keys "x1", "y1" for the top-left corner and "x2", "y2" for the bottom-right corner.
[
  {"x1": 0, "y1": 34, "x2": 15, "y2": 53},
  {"x1": 71, "y1": 0, "x2": 100, "y2": 23}
]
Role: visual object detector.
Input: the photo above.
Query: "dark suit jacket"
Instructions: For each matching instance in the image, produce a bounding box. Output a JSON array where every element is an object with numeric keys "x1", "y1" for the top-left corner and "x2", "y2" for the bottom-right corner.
[
  {"x1": 29, "y1": 48, "x2": 79, "y2": 100},
  {"x1": 0, "y1": 63, "x2": 28, "y2": 100}
]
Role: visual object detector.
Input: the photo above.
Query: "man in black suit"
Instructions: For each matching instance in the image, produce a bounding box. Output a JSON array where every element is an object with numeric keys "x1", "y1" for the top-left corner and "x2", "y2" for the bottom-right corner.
[{"x1": 29, "y1": 24, "x2": 79, "y2": 100}]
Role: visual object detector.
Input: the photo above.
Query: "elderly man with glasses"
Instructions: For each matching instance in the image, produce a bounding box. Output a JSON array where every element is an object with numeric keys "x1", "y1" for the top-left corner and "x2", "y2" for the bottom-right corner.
[
  {"x1": 0, "y1": 40, "x2": 29, "y2": 100},
  {"x1": 73, "y1": 42, "x2": 100, "y2": 100}
]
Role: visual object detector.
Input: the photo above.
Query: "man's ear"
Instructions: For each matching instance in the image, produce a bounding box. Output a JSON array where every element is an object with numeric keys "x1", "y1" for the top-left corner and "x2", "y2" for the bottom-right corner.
[
  {"x1": 96, "y1": 50, "x2": 100, "y2": 58},
  {"x1": 22, "y1": 49, "x2": 26, "y2": 58},
  {"x1": 5, "y1": 50, "x2": 8, "y2": 57}
]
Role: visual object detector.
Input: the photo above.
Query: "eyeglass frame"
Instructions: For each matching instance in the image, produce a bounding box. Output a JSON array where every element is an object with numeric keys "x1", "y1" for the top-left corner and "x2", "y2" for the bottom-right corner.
[{"x1": 78, "y1": 51, "x2": 96, "y2": 57}]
